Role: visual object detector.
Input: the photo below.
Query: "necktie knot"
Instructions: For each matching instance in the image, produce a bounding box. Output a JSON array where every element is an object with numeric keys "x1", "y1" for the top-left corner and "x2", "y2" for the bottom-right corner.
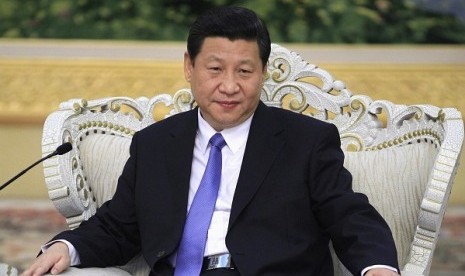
[{"x1": 210, "y1": 133, "x2": 226, "y2": 150}]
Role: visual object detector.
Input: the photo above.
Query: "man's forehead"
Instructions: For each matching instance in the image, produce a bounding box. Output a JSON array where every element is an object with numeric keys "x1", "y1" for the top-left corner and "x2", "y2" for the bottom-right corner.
[{"x1": 199, "y1": 37, "x2": 260, "y2": 55}]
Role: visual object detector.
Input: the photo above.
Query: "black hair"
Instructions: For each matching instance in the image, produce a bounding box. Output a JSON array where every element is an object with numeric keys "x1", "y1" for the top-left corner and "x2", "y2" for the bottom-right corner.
[{"x1": 187, "y1": 6, "x2": 271, "y2": 68}]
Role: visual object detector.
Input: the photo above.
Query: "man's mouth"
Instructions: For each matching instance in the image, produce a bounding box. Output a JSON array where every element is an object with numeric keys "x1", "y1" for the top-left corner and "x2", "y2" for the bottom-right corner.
[{"x1": 217, "y1": 101, "x2": 239, "y2": 108}]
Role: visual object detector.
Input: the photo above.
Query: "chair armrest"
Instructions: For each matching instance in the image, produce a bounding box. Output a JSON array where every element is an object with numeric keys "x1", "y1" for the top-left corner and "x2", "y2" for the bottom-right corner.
[
  {"x1": 44, "y1": 267, "x2": 131, "y2": 276},
  {"x1": 0, "y1": 263, "x2": 18, "y2": 276}
]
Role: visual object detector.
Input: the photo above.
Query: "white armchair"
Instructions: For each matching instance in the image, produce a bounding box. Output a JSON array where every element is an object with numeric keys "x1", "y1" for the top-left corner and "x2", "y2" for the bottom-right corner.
[{"x1": 41, "y1": 44, "x2": 464, "y2": 275}]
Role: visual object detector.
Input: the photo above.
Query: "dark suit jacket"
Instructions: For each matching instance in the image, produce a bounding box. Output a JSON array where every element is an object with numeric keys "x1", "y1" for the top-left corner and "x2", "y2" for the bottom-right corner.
[{"x1": 56, "y1": 101, "x2": 399, "y2": 275}]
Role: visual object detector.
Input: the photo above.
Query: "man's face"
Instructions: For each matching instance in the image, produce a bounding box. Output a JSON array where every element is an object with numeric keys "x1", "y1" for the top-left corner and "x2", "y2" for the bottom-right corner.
[{"x1": 184, "y1": 37, "x2": 266, "y2": 131}]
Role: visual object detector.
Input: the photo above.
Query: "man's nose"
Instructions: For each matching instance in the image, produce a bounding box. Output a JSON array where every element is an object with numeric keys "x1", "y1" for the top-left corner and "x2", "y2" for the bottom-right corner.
[{"x1": 219, "y1": 73, "x2": 239, "y2": 94}]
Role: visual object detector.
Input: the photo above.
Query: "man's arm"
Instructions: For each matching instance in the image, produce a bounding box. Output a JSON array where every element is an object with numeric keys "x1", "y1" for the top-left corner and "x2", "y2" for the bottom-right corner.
[
  {"x1": 21, "y1": 242, "x2": 71, "y2": 276},
  {"x1": 310, "y1": 123, "x2": 400, "y2": 273}
]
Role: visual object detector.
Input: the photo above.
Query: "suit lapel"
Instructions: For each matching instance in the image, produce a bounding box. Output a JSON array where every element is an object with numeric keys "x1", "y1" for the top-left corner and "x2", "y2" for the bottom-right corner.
[
  {"x1": 229, "y1": 102, "x2": 286, "y2": 229},
  {"x1": 164, "y1": 109, "x2": 198, "y2": 222},
  {"x1": 162, "y1": 105, "x2": 286, "y2": 231}
]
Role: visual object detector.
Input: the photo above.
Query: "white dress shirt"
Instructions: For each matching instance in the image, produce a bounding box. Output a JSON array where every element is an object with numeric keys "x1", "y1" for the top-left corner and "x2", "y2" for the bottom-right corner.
[{"x1": 190, "y1": 109, "x2": 252, "y2": 256}]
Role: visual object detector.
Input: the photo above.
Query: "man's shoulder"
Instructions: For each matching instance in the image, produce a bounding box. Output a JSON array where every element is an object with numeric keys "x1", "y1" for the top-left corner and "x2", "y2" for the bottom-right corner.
[
  {"x1": 136, "y1": 108, "x2": 197, "y2": 137},
  {"x1": 267, "y1": 105, "x2": 335, "y2": 130}
]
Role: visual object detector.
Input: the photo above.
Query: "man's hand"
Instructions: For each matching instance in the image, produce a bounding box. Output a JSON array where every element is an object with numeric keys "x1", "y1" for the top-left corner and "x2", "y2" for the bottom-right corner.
[
  {"x1": 21, "y1": 242, "x2": 71, "y2": 276},
  {"x1": 365, "y1": 268, "x2": 400, "y2": 276}
]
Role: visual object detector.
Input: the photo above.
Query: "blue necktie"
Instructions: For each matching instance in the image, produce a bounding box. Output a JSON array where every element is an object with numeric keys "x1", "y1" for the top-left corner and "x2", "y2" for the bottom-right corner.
[{"x1": 174, "y1": 133, "x2": 227, "y2": 276}]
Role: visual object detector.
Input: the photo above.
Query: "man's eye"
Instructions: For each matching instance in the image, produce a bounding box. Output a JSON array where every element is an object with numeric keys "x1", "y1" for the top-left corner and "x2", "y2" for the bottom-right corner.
[
  {"x1": 209, "y1": 67, "x2": 221, "y2": 72},
  {"x1": 239, "y1": 69, "x2": 252, "y2": 74}
]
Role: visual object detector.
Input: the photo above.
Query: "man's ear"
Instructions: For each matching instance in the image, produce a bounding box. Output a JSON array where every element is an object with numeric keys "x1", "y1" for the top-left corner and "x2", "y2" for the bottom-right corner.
[
  {"x1": 184, "y1": 52, "x2": 193, "y2": 82},
  {"x1": 262, "y1": 62, "x2": 268, "y2": 83}
]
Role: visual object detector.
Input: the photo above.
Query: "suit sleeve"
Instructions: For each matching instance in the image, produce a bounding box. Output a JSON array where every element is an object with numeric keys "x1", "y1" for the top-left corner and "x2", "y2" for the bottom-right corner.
[
  {"x1": 308, "y1": 123, "x2": 399, "y2": 274},
  {"x1": 52, "y1": 133, "x2": 142, "y2": 268}
]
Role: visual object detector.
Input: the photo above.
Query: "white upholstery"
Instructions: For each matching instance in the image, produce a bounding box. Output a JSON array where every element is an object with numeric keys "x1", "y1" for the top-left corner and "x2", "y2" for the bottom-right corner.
[
  {"x1": 337, "y1": 142, "x2": 438, "y2": 274},
  {"x1": 41, "y1": 44, "x2": 464, "y2": 275},
  {"x1": 47, "y1": 266, "x2": 131, "y2": 276},
  {"x1": 76, "y1": 135, "x2": 148, "y2": 275},
  {"x1": 80, "y1": 135, "x2": 131, "y2": 206},
  {"x1": 0, "y1": 263, "x2": 18, "y2": 276}
]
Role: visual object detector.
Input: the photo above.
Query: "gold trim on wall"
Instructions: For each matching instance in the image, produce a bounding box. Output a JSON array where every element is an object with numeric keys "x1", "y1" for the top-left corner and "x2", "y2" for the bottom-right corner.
[
  {"x1": 1, "y1": 58, "x2": 464, "y2": 124},
  {"x1": 324, "y1": 64, "x2": 465, "y2": 111},
  {"x1": 0, "y1": 59, "x2": 188, "y2": 124}
]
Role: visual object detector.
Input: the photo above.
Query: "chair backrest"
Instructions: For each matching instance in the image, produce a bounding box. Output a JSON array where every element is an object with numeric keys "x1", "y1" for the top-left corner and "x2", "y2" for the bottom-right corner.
[{"x1": 42, "y1": 43, "x2": 464, "y2": 275}]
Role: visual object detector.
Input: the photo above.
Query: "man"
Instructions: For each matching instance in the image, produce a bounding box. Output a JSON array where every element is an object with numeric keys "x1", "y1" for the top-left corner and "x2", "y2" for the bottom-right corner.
[{"x1": 23, "y1": 6, "x2": 399, "y2": 276}]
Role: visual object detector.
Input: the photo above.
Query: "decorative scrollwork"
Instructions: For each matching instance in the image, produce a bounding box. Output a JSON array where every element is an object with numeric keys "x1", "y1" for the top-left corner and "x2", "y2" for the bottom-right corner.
[
  {"x1": 269, "y1": 57, "x2": 291, "y2": 83},
  {"x1": 261, "y1": 44, "x2": 450, "y2": 151},
  {"x1": 172, "y1": 88, "x2": 195, "y2": 114}
]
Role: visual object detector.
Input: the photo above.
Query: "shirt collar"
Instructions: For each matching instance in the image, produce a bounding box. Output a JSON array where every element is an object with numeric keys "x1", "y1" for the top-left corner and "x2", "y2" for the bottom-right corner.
[{"x1": 197, "y1": 109, "x2": 253, "y2": 154}]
